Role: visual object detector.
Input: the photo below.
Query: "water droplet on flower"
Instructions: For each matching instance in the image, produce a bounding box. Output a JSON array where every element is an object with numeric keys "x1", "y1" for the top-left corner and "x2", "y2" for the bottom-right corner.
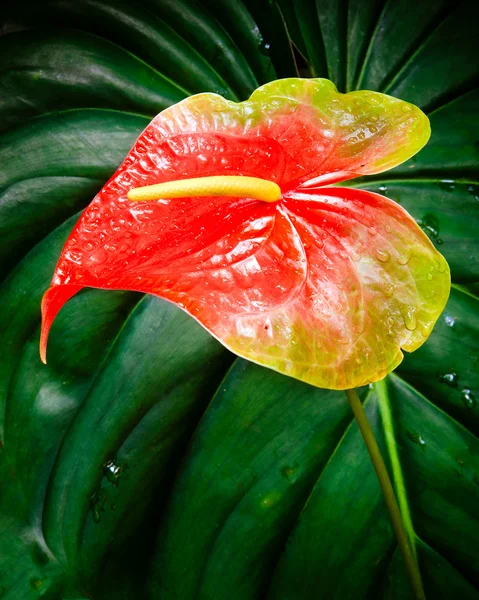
[
  {"x1": 418, "y1": 320, "x2": 432, "y2": 337},
  {"x1": 397, "y1": 252, "x2": 411, "y2": 265},
  {"x1": 438, "y1": 371, "x2": 459, "y2": 388},
  {"x1": 351, "y1": 249, "x2": 361, "y2": 262},
  {"x1": 135, "y1": 139, "x2": 149, "y2": 154},
  {"x1": 462, "y1": 389, "x2": 476, "y2": 409},
  {"x1": 375, "y1": 248, "x2": 390, "y2": 263},
  {"x1": 402, "y1": 306, "x2": 417, "y2": 331},
  {"x1": 385, "y1": 225, "x2": 392, "y2": 233},
  {"x1": 358, "y1": 131, "x2": 366, "y2": 140},
  {"x1": 65, "y1": 250, "x2": 83, "y2": 264},
  {"x1": 384, "y1": 283, "x2": 395, "y2": 298},
  {"x1": 436, "y1": 259, "x2": 447, "y2": 274},
  {"x1": 369, "y1": 227, "x2": 377, "y2": 236},
  {"x1": 110, "y1": 221, "x2": 121, "y2": 233}
]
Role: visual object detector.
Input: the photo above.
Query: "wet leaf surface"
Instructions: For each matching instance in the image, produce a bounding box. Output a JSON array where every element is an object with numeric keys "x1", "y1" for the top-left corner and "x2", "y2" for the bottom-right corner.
[{"x1": 0, "y1": 0, "x2": 478, "y2": 598}]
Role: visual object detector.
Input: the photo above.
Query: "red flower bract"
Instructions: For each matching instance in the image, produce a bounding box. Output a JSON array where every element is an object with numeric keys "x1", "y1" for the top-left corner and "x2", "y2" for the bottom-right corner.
[{"x1": 41, "y1": 78, "x2": 450, "y2": 390}]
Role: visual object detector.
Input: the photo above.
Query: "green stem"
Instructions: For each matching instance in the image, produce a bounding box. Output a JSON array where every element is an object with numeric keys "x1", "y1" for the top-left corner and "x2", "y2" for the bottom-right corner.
[{"x1": 345, "y1": 388, "x2": 426, "y2": 600}]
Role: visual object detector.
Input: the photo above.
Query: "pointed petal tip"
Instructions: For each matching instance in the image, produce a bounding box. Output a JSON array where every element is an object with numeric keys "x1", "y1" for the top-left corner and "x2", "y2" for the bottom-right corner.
[
  {"x1": 40, "y1": 288, "x2": 51, "y2": 364},
  {"x1": 39, "y1": 284, "x2": 82, "y2": 364},
  {"x1": 39, "y1": 338, "x2": 48, "y2": 364}
]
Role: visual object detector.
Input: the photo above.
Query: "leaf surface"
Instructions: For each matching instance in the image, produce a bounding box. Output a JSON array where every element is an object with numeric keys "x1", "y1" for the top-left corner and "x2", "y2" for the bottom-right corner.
[{"x1": 0, "y1": 1, "x2": 478, "y2": 598}]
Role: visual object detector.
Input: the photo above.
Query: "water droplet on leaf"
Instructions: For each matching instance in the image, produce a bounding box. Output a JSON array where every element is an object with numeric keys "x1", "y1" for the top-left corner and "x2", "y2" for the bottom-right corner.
[
  {"x1": 30, "y1": 579, "x2": 43, "y2": 591},
  {"x1": 467, "y1": 184, "x2": 479, "y2": 200},
  {"x1": 31, "y1": 543, "x2": 50, "y2": 566},
  {"x1": 407, "y1": 431, "x2": 426, "y2": 448},
  {"x1": 438, "y1": 371, "x2": 459, "y2": 388},
  {"x1": 444, "y1": 314, "x2": 456, "y2": 328},
  {"x1": 103, "y1": 460, "x2": 127, "y2": 487},
  {"x1": 90, "y1": 489, "x2": 110, "y2": 523},
  {"x1": 417, "y1": 213, "x2": 441, "y2": 244},
  {"x1": 439, "y1": 179, "x2": 456, "y2": 191},
  {"x1": 462, "y1": 389, "x2": 476, "y2": 409},
  {"x1": 281, "y1": 465, "x2": 297, "y2": 481},
  {"x1": 259, "y1": 40, "x2": 271, "y2": 55}
]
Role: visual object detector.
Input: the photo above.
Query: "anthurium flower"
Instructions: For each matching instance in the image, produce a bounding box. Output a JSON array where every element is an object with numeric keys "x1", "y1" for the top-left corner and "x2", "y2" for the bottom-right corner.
[{"x1": 40, "y1": 78, "x2": 450, "y2": 390}]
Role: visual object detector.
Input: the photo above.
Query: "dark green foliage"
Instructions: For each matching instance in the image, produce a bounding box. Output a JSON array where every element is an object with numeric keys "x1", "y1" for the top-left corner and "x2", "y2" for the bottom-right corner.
[{"x1": 0, "y1": 1, "x2": 478, "y2": 598}]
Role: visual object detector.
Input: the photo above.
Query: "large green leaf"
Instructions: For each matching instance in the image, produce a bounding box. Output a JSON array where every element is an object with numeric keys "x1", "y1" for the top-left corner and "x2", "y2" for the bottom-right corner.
[{"x1": 0, "y1": 1, "x2": 478, "y2": 598}]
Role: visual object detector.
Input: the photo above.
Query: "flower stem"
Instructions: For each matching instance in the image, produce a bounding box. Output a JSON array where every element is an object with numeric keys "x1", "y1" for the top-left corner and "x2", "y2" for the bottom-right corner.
[{"x1": 345, "y1": 388, "x2": 426, "y2": 600}]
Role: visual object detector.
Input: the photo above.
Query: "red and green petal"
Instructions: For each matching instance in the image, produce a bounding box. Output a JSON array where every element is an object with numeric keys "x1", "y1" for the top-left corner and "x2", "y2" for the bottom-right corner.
[{"x1": 41, "y1": 78, "x2": 448, "y2": 390}]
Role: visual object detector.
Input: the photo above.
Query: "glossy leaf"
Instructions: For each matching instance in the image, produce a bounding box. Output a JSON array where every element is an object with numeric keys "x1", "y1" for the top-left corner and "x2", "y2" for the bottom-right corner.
[
  {"x1": 0, "y1": 28, "x2": 186, "y2": 133},
  {"x1": 0, "y1": 1, "x2": 478, "y2": 599}
]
